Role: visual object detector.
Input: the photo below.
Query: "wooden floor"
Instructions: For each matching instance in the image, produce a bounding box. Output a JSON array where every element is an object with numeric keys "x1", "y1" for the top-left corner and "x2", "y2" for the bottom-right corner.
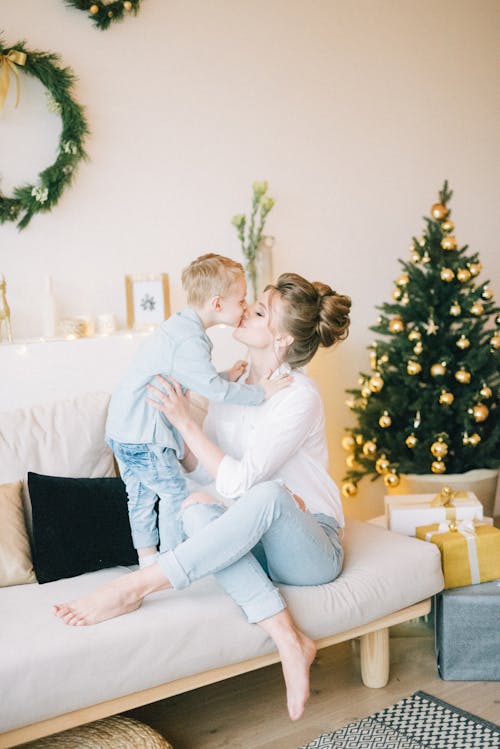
[{"x1": 126, "y1": 622, "x2": 500, "y2": 749}]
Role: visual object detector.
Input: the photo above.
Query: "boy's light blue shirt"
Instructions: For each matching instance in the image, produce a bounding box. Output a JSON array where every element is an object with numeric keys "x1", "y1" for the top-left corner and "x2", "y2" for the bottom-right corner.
[{"x1": 105, "y1": 307, "x2": 264, "y2": 453}]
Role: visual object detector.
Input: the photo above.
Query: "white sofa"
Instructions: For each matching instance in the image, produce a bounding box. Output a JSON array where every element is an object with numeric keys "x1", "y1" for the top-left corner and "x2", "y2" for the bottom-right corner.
[{"x1": 0, "y1": 391, "x2": 444, "y2": 749}]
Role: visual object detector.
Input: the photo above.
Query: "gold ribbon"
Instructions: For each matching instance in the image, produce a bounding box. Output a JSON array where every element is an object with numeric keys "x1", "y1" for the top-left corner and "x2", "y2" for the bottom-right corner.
[
  {"x1": 0, "y1": 49, "x2": 27, "y2": 111},
  {"x1": 430, "y1": 485, "x2": 468, "y2": 519}
]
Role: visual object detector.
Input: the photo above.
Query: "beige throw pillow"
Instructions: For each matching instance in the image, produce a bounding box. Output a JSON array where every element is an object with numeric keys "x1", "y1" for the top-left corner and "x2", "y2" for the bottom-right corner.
[{"x1": 0, "y1": 481, "x2": 37, "y2": 586}]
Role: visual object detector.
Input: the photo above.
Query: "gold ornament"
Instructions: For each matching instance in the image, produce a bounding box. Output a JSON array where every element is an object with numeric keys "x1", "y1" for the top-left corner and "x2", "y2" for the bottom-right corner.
[
  {"x1": 440, "y1": 268, "x2": 455, "y2": 282},
  {"x1": 379, "y1": 353, "x2": 389, "y2": 365},
  {"x1": 341, "y1": 435, "x2": 356, "y2": 451},
  {"x1": 89, "y1": 3, "x2": 99, "y2": 13},
  {"x1": 361, "y1": 385, "x2": 372, "y2": 398},
  {"x1": 468, "y1": 433, "x2": 481, "y2": 447},
  {"x1": 495, "y1": 313, "x2": 500, "y2": 325},
  {"x1": 481, "y1": 286, "x2": 493, "y2": 300},
  {"x1": 389, "y1": 316, "x2": 405, "y2": 334},
  {"x1": 384, "y1": 471, "x2": 400, "y2": 488},
  {"x1": 397, "y1": 273, "x2": 409, "y2": 286},
  {"x1": 491, "y1": 333, "x2": 500, "y2": 350},
  {"x1": 362, "y1": 440, "x2": 377, "y2": 457},
  {"x1": 407, "y1": 360, "x2": 422, "y2": 375},
  {"x1": 392, "y1": 287, "x2": 402, "y2": 301},
  {"x1": 422, "y1": 252, "x2": 431, "y2": 264},
  {"x1": 441, "y1": 220, "x2": 454, "y2": 233},
  {"x1": 472, "y1": 403, "x2": 489, "y2": 422},
  {"x1": 431, "y1": 460, "x2": 446, "y2": 474},
  {"x1": 456, "y1": 335, "x2": 470, "y2": 350},
  {"x1": 479, "y1": 384, "x2": 492, "y2": 399},
  {"x1": 408, "y1": 329, "x2": 421, "y2": 342},
  {"x1": 0, "y1": 275, "x2": 13, "y2": 343},
  {"x1": 431, "y1": 203, "x2": 448, "y2": 220},
  {"x1": 375, "y1": 455, "x2": 390, "y2": 474},
  {"x1": 108, "y1": 10, "x2": 113, "y2": 17},
  {"x1": 457, "y1": 268, "x2": 471, "y2": 283},
  {"x1": 455, "y1": 368, "x2": 471, "y2": 384},
  {"x1": 441, "y1": 236, "x2": 457, "y2": 251},
  {"x1": 469, "y1": 262, "x2": 482, "y2": 277},
  {"x1": 369, "y1": 373, "x2": 384, "y2": 393},
  {"x1": 423, "y1": 318, "x2": 439, "y2": 335},
  {"x1": 123, "y1": 0, "x2": 133, "y2": 9},
  {"x1": 439, "y1": 390, "x2": 454, "y2": 406},
  {"x1": 430, "y1": 362, "x2": 446, "y2": 377},
  {"x1": 355, "y1": 434, "x2": 364, "y2": 445},
  {"x1": 379, "y1": 411, "x2": 392, "y2": 428},
  {"x1": 346, "y1": 454, "x2": 358, "y2": 469},
  {"x1": 405, "y1": 434, "x2": 418, "y2": 448},
  {"x1": 401, "y1": 294, "x2": 410, "y2": 307},
  {"x1": 431, "y1": 439, "x2": 448, "y2": 459},
  {"x1": 411, "y1": 250, "x2": 421, "y2": 264},
  {"x1": 342, "y1": 481, "x2": 358, "y2": 498},
  {"x1": 462, "y1": 432, "x2": 470, "y2": 446},
  {"x1": 449, "y1": 301, "x2": 461, "y2": 317},
  {"x1": 470, "y1": 301, "x2": 484, "y2": 316},
  {"x1": 413, "y1": 341, "x2": 423, "y2": 355}
]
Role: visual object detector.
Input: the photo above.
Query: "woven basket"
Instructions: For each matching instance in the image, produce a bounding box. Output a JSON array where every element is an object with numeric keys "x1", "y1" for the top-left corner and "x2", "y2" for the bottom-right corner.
[{"x1": 22, "y1": 716, "x2": 173, "y2": 749}]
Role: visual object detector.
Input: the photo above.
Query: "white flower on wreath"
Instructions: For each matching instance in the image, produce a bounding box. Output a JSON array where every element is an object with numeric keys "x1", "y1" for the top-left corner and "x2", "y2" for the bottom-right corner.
[
  {"x1": 45, "y1": 91, "x2": 61, "y2": 114},
  {"x1": 62, "y1": 140, "x2": 78, "y2": 156},
  {"x1": 31, "y1": 186, "x2": 49, "y2": 204}
]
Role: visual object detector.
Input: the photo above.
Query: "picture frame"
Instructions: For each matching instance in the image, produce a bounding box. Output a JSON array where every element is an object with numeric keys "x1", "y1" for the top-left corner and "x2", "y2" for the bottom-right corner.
[{"x1": 125, "y1": 273, "x2": 171, "y2": 330}]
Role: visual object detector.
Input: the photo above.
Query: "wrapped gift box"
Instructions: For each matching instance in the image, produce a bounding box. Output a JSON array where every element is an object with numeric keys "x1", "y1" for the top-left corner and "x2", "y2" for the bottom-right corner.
[
  {"x1": 416, "y1": 521, "x2": 500, "y2": 589},
  {"x1": 385, "y1": 489, "x2": 483, "y2": 536},
  {"x1": 435, "y1": 579, "x2": 500, "y2": 680}
]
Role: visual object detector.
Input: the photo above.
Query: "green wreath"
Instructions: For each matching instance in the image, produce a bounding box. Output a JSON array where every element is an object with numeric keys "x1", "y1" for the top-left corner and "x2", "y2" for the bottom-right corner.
[
  {"x1": 65, "y1": 0, "x2": 143, "y2": 30},
  {"x1": 0, "y1": 40, "x2": 89, "y2": 230}
]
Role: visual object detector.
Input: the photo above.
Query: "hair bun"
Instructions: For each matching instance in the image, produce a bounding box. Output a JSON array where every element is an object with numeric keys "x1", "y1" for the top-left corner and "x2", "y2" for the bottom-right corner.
[{"x1": 312, "y1": 281, "x2": 351, "y2": 347}]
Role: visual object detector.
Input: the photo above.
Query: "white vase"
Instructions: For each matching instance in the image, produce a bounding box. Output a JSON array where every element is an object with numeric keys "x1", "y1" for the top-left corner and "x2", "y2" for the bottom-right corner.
[
  {"x1": 386, "y1": 468, "x2": 499, "y2": 518},
  {"x1": 247, "y1": 236, "x2": 274, "y2": 302},
  {"x1": 42, "y1": 275, "x2": 57, "y2": 339}
]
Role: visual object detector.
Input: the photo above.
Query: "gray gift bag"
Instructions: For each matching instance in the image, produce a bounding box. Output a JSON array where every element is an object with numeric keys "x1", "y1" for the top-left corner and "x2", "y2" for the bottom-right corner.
[{"x1": 435, "y1": 579, "x2": 500, "y2": 680}]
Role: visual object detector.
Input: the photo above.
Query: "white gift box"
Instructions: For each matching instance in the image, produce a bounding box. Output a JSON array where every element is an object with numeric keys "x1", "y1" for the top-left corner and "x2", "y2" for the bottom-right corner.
[{"x1": 384, "y1": 491, "x2": 483, "y2": 536}]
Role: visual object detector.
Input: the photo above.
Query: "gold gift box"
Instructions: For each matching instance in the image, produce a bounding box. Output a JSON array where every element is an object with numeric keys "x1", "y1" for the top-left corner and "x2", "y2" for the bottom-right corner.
[{"x1": 416, "y1": 521, "x2": 500, "y2": 589}]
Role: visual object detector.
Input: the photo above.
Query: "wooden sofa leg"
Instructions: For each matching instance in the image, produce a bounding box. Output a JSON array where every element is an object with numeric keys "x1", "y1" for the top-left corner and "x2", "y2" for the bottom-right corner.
[{"x1": 359, "y1": 627, "x2": 389, "y2": 688}]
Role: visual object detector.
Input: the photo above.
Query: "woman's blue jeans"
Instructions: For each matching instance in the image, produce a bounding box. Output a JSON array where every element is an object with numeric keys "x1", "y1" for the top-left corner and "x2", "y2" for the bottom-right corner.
[{"x1": 158, "y1": 481, "x2": 344, "y2": 623}]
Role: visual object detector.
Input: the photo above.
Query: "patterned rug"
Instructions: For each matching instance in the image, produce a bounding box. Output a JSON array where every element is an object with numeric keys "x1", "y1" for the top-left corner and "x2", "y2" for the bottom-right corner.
[{"x1": 299, "y1": 691, "x2": 500, "y2": 749}]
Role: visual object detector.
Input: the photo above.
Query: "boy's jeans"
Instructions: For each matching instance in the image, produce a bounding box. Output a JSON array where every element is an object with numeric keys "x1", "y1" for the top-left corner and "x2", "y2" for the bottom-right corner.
[
  {"x1": 159, "y1": 480, "x2": 344, "y2": 623},
  {"x1": 108, "y1": 439, "x2": 188, "y2": 552}
]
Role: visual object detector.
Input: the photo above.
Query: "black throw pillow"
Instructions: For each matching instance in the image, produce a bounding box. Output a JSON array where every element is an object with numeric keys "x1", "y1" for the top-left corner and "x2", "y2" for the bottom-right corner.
[{"x1": 28, "y1": 472, "x2": 138, "y2": 583}]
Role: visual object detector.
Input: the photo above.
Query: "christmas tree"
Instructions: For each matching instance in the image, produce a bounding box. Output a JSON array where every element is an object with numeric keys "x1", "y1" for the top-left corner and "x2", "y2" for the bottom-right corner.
[{"x1": 342, "y1": 182, "x2": 500, "y2": 498}]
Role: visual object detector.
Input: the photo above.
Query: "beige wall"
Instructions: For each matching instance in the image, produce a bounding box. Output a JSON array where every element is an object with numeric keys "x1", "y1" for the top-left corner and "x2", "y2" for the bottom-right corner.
[{"x1": 2, "y1": 0, "x2": 499, "y2": 519}]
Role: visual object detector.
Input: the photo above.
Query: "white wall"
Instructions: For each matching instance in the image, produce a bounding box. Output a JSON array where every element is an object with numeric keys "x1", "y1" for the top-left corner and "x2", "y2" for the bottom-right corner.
[{"x1": 1, "y1": 0, "x2": 499, "y2": 519}]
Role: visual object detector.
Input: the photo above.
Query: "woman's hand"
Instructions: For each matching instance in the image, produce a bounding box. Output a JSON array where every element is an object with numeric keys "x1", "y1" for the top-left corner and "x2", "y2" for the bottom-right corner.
[{"x1": 146, "y1": 375, "x2": 191, "y2": 430}]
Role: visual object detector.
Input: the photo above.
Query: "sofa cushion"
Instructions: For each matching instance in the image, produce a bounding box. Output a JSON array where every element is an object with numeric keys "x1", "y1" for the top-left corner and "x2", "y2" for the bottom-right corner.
[
  {"x1": 28, "y1": 473, "x2": 138, "y2": 583},
  {"x1": 0, "y1": 481, "x2": 36, "y2": 587},
  {"x1": 0, "y1": 519, "x2": 444, "y2": 734},
  {"x1": 0, "y1": 392, "x2": 116, "y2": 537}
]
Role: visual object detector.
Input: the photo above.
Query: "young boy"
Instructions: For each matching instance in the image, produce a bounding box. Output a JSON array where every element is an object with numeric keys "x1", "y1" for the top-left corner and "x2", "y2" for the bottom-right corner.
[{"x1": 106, "y1": 253, "x2": 288, "y2": 567}]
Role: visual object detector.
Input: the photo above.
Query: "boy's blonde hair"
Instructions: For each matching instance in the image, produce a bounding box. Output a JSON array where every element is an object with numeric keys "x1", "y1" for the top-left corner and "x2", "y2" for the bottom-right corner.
[{"x1": 181, "y1": 253, "x2": 245, "y2": 307}]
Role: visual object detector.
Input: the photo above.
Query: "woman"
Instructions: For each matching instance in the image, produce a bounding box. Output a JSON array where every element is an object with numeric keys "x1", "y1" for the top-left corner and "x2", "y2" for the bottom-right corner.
[{"x1": 54, "y1": 273, "x2": 351, "y2": 721}]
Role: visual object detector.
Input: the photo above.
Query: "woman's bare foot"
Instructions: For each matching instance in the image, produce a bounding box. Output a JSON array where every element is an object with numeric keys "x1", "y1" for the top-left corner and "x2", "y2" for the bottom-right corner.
[
  {"x1": 278, "y1": 629, "x2": 316, "y2": 721},
  {"x1": 53, "y1": 565, "x2": 170, "y2": 626},
  {"x1": 258, "y1": 609, "x2": 317, "y2": 721}
]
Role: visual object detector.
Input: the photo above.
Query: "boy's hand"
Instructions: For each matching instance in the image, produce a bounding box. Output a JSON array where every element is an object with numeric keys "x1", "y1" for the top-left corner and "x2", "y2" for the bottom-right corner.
[
  {"x1": 260, "y1": 369, "x2": 293, "y2": 400},
  {"x1": 228, "y1": 359, "x2": 248, "y2": 382}
]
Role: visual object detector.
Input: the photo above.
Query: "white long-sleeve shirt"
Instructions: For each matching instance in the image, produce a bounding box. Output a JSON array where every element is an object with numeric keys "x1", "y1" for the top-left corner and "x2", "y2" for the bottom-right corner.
[{"x1": 188, "y1": 366, "x2": 344, "y2": 526}]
